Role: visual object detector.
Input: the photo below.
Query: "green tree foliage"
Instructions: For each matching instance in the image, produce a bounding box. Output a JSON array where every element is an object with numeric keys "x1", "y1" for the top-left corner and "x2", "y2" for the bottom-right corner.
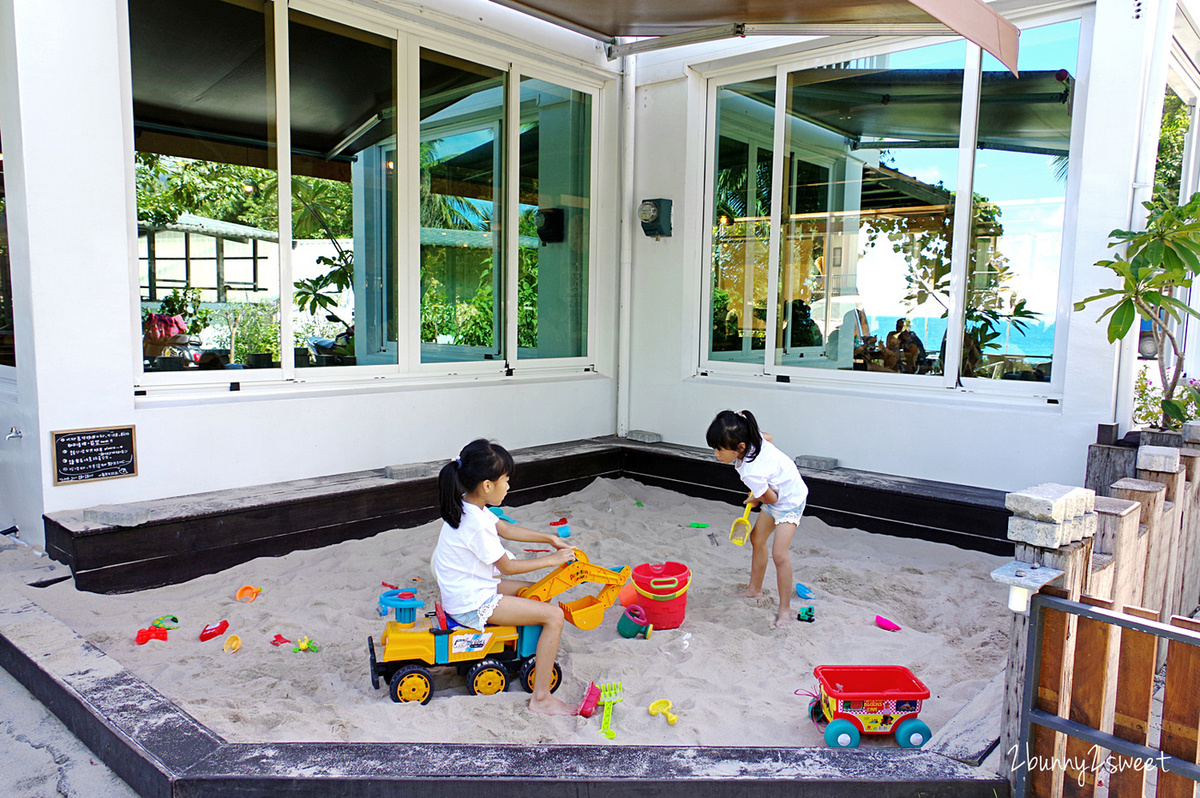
[
  {"x1": 1075, "y1": 193, "x2": 1200, "y2": 427},
  {"x1": 1152, "y1": 89, "x2": 1191, "y2": 214}
]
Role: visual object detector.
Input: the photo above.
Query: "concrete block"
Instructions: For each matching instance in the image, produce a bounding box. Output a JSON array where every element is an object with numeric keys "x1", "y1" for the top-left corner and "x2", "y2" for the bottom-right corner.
[
  {"x1": 385, "y1": 464, "x2": 431, "y2": 480},
  {"x1": 796, "y1": 455, "x2": 838, "y2": 471},
  {"x1": 1064, "y1": 486, "x2": 1094, "y2": 517},
  {"x1": 1007, "y1": 516, "x2": 1067, "y2": 548},
  {"x1": 83, "y1": 505, "x2": 151, "y2": 527},
  {"x1": 627, "y1": 430, "x2": 662, "y2": 444},
  {"x1": 1079, "y1": 513, "x2": 1097, "y2": 540},
  {"x1": 1137, "y1": 445, "x2": 1180, "y2": 473},
  {"x1": 1184, "y1": 420, "x2": 1200, "y2": 445},
  {"x1": 1005, "y1": 483, "x2": 1077, "y2": 523}
]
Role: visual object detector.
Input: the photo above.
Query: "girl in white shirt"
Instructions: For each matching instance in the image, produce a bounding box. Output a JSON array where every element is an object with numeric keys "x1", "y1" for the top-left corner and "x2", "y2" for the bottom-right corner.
[
  {"x1": 706, "y1": 409, "x2": 809, "y2": 628},
  {"x1": 432, "y1": 438, "x2": 577, "y2": 715}
]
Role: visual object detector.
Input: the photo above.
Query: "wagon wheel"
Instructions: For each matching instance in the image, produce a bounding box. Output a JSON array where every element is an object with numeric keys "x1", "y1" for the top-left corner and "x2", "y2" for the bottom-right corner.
[
  {"x1": 824, "y1": 718, "x2": 860, "y2": 748},
  {"x1": 389, "y1": 664, "x2": 434, "y2": 704},
  {"x1": 467, "y1": 659, "x2": 508, "y2": 696},
  {"x1": 808, "y1": 697, "x2": 827, "y2": 725},
  {"x1": 895, "y1": 717, "x2": 932, "y2": 748},
  {"x1": 518, "y1": 658, "x2": 562, "y2": 694}
]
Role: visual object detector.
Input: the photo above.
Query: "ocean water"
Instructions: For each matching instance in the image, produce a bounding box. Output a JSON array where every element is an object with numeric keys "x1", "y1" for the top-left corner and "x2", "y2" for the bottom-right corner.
[{"x1": 869, "y1": 316, "x2": 1056, "y2": 360}]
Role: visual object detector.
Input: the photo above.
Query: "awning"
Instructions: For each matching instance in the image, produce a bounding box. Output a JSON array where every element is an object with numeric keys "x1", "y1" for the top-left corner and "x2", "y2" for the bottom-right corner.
[{"x1": 485, "y1": 0, "x2": 1020, "y2": 74}]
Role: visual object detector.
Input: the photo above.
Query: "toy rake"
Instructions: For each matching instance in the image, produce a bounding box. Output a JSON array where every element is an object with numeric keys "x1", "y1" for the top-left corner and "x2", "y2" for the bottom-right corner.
[{"x1": 598, "y1": 681, "x2": 624, "y2": 739}]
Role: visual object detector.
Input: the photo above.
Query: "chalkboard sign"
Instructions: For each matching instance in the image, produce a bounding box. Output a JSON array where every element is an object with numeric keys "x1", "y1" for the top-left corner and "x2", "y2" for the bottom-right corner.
[{"x1": 52, "y1": 426, "x2": 138, "y2": 485}]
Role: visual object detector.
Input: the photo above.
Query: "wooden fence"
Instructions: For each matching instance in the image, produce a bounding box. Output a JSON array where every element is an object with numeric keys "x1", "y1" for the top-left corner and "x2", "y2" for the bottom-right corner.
[
  {"x1": 1000, "y1": 440, "x2": 1200, "y2": 795},
  {"x1": 1015, "y1": 589, "x2": 1200, "y2": 797}
]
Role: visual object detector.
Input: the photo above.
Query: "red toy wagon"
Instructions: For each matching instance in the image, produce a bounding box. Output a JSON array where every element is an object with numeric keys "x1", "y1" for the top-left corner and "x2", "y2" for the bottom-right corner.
[{"x1": 809, "y1": 665, "x2": 932, "y2": 749}]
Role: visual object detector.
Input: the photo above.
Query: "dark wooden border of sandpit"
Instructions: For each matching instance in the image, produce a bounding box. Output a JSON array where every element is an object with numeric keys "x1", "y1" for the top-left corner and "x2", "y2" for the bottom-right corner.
[{"x1": 43, "y1": 436, "x2": 1013, "y2": 594}]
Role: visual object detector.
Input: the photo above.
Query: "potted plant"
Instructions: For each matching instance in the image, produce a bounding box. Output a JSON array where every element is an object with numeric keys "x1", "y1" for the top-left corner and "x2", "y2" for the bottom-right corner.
[{"x1": 1074, "y1": 192, "x2": 1200, "y2": 428}]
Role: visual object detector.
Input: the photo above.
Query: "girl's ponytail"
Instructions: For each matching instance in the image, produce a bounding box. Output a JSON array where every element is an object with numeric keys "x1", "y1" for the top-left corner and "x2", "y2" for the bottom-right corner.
[
  {"x1": 739, "y1": 409, "x2": 764, "y2": 461},
  {"x1": 438, "y1": 458, "x2": 466, "y2": 528}
]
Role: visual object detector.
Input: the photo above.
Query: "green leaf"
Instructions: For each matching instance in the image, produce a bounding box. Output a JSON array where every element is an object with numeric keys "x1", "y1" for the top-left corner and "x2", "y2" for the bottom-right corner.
[
  {"x1": 1163, "y1": 399, "x2": 1188, "y2": 423},
  {"x1": 1107, "y1": 298, "x2": 1135, "y2": 343},
  {"x1": 1143, "y1": 238, "x2": 1165, "y2": 265}
]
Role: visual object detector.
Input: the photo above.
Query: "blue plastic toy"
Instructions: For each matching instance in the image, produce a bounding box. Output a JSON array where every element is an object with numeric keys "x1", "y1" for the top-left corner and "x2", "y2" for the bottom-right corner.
[
  {"x1": 795, "y1": 583, "x2": 813, "y2": 599},
  {"x1": 488, "y1": 507, "x2": 515, "y2": 524}
]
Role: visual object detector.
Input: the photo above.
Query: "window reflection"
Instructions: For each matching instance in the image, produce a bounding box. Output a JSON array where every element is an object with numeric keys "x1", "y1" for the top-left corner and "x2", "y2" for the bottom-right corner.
[
  {"x1": 0, "y1": 130, "x2": 12, "y2": 368},
  {"x1": 518, "y1": 77, "x2": 591, "y2": 360},
  {"x1": 289, "y1": 10, "x2": 397, "y2": 368},
  {"x1": 966, "y1": 21, "x2": 1078, "y2": 382},
  {"x1": 710, "y1": 78, "x2": 774, "y2": 362},
  {"x1": 774, "y1": 43, "x2": 967, "y2": 375},
  {"x1": 130, "y1": 0, "x2": 280, "y2": 372},
  {"x1": 419, "y1": 50, "x2": 505, "y2": 364}
]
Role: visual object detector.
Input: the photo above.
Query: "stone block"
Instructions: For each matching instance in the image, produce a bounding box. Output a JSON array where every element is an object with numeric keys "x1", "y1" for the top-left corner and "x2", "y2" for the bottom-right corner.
[
  {"x1": 83, "y1": 505, "x2": 151, "y2": 528},
  {"x1": 796, "y1": 455, "x2": 838, "y2": 471},
  {"x1": 1005, "y1": 483, "x2": 1078, "y2": 523},
  {"x1": 385, "y1": 464, "x2": 430, "y2": 480},
  {"x1": 1007, "y1": 516, "x2": 1067, "y2": 548},
  {"x1": 1184, "y1": 420, "x2": 1200, "y2": 445},
  {"x1": 1064, "y1": 486, "x2": 1094, "y2": 516},
  {"x1": 1078, "y1": 513, "x2": 1098, "y2": 540},
  {"x1": 1137, "y1": 445, "x2": 1180, "y2": 473},
  {"x1": 627, "y1": 430, "x2": 662, "y2": 444}
]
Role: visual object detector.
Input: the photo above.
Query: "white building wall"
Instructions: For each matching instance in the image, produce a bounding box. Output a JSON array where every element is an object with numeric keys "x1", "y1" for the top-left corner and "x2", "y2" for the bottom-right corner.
[
  {"x1": 623, "y1": 1, "x2": 1176, "y2": 492},
  {"x1": 0, "y1": 0, "x2": 621, "y2": 547}
]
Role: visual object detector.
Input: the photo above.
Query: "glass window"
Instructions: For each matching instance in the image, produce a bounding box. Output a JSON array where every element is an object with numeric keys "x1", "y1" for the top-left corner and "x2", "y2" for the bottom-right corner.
[
  {"x1": 518, "y1": 77, "x2": 591, "y2": 360},
  {"x1": 773, "y1": 42, "x2": 966, "y2": 376},
  {"x1": 709, "y1": 77, "x2": 775, "y2": 363},
  {"x1": 419, "y1": 50, "x2": 506, "y2": 364},
  {"x1": 289, "y1": 10, "x2": 398, "y2": 369},
  {"x1": 965, "y1": 21, "x2": 1079, "y2": 382},
  {"x1": 130, "y1": 0, "x2": 280, "y2": 372},
  {"x1": 0, "y1": 128, "x2": 12, "y2": 368}
]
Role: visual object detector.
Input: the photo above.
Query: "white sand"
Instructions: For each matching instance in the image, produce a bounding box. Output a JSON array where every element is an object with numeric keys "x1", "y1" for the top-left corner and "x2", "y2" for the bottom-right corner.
[{"x1": 21, "y1": 477, "x2": 1012, "y2": 748}]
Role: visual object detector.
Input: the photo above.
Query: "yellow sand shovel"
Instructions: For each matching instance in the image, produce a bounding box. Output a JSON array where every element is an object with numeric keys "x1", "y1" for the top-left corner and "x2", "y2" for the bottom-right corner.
[{"x1": 729, "y1": 504, "x2": 753, "y2": 546}]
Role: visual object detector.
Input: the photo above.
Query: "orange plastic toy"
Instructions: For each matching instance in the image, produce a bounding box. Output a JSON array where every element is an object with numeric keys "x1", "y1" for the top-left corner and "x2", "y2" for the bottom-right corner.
[
  {"x1": 236, "y1": 585, "x2": 262, "y2": 603},
  {"x1": 515, "y1": 550, "x2": 630, "y2": 630}
]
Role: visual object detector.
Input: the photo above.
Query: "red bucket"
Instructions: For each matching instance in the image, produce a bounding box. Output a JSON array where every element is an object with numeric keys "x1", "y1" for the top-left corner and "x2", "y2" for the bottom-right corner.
[{"x1": 632, "y1": 561, "x2": 691, "y2": 630}]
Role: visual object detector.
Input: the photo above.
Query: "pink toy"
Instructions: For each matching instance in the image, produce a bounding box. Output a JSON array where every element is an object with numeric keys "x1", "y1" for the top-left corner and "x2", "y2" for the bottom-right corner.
[
  {"x1": 577, "y1": 681, "x2": 601, "y2": 717},
  {"x1": 875, "y1": 615, "x2": 902, "y2": 631}
]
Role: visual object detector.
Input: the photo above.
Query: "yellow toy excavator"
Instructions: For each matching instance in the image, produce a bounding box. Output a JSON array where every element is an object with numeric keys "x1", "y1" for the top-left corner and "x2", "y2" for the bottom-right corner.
[{"x1": 368, "y1": 550, "x2": 630, "y2": 704}]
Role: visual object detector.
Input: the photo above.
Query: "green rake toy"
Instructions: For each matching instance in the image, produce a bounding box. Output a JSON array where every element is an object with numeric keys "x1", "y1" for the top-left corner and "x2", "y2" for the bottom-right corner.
[{"x1": 598, "y1": 681, "x2": 624, "y2": 739}]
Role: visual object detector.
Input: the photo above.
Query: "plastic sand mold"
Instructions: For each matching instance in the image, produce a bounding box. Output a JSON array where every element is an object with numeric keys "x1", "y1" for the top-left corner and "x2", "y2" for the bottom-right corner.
[{"x1": 236, "y1": 585, "x2": 262, "y2": 603}]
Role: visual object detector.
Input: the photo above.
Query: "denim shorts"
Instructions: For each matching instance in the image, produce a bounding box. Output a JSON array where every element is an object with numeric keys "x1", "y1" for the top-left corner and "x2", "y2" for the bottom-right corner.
[
  {"x1": 450, "y1": 593, "x2": 503, "y2": 630},
  {"x1": 764, "y1": 501, "x2": 805, "y2": 526}
]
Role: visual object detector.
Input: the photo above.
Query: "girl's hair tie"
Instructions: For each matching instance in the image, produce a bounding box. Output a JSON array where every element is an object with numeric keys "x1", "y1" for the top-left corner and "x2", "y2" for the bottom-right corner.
[{"x1": 454, "y1": 456, "x2": 462, "y2": 466}]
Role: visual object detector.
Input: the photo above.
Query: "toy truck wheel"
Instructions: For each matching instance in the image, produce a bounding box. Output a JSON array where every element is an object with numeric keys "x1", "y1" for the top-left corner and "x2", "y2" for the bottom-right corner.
[
  {"x1": 467, "y1": 660, "x2": 508, "y2": 696},
  {"x1": 895, "y1": 717, "x2": 931, "y2": 748},
  {"x1": 824, "y1": 718, "x2": 860, "y2": 748},
  {"x1": 518, "y1": 658, "x2": 562, "y2": 694},
  {"x1": 389, "y1": 665, "x2": 434, "y2": 704},
  {"x1": 808, "y1": 697, "x2": 827, "y2": 724}
]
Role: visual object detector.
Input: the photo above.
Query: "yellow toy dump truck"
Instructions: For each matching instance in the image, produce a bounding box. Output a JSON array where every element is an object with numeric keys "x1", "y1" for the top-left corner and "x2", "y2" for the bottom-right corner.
[{"x1": 368, "y1": 550, "x2": 630, "y2": 704}]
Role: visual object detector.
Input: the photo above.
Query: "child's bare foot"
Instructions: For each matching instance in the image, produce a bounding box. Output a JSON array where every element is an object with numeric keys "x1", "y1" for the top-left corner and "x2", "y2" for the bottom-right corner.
[
  {"x1": 730, "y1": 587, "x2": 764, "y2": 598},
  {"x1": 529, "y1": 694, "x2": 577, "y2": 716},
  {"x1": 773, "y1": 611, "x2": 796, "y2": 628}
]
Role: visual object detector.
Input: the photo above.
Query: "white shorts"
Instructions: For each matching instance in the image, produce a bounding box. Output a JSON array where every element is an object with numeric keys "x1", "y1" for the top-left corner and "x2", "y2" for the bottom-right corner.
[
  {"x1": 450, "y1": 594, "x2": 503, "y2": 630},
  {"x1": 764, "y1": 502, "x2": 805, "y2": 527}
]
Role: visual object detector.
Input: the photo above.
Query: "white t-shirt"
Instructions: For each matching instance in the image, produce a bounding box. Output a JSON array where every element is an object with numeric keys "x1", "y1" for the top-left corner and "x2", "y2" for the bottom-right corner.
[
  {"x1": 736, "y1": 439, "x2": 808, "y2": 511},
  {"x1": 431, "y1": 501, "x2": 509, "y2": 616}
]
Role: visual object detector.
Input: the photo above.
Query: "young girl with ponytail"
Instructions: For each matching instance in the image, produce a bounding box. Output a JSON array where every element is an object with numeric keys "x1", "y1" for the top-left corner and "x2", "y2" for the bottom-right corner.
[{"x1": 431, "y1": 438, "x2": 577, "y2": 715}]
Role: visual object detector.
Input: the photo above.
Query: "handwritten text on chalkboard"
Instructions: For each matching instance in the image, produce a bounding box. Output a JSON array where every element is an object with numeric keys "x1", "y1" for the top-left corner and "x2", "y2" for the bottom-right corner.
[{"x1": 53, "y1": 426, "x2": 138, "y2": 484}]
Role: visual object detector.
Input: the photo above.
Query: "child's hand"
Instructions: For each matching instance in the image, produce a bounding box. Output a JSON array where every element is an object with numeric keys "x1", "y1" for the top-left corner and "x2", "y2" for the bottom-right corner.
[
  {"x1": 550, "y1": 547, "x2": 577, "y2": 566},
  {"x1": 550, "y1": 537, "x2": 574, "y2": 551}
]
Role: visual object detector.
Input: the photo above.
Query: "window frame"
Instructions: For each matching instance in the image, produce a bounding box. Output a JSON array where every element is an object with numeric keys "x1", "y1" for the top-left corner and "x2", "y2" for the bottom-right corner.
[
  {"x1": 699, "y1": 15, "x2": 1088, "y2": 402},
  {"x1": 129, "y1": 0, "x2": 604, "y2": 391}
]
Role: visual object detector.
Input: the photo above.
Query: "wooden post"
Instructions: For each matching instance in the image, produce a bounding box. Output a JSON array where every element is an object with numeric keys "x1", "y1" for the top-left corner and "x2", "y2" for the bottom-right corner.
[
  {"x1": 1158, "y1": 616, "x2": 1200, "y2": 798},
  {"x1": 1085, "y1": 444, "x2": 1137, "y2": 497},
  {"x1": 1030, "y1": 586, "x2": 1071, "y2": 798},
  {"x1": 1094, "y1": 496, "x2": 1141, "y2": 610},
  {"x1": 1062, "y1": 595, "x2": 1114, "y2": 797},
  {"x1": 1107, "y1": 604, "x2": 1159, "y2": 798},
  {"x1": 1178, "y1": 449, "x2": 1200, "y2": 616},
  {"x1": 1135, "y1": 466, "x2": 1186, "y2": 667},
  {"x1": 1112, "y1": 477, "x2": 1166, "y2": 611},
  {"x1": 1001, "y1": 540, "x2": 1094, "y2": 787}
]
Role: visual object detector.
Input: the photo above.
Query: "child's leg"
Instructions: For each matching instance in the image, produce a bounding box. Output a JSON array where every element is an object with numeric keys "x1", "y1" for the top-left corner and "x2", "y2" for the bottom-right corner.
[
  {"x1": 770, "y1": 521, "x2": 798, "y2": 627},
  {"x1": 732, "y1": 511, "x2": 776, "y2": 598},
  {"x1": 487, "y1": 594, "x2": 575, "y2": 715}
]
